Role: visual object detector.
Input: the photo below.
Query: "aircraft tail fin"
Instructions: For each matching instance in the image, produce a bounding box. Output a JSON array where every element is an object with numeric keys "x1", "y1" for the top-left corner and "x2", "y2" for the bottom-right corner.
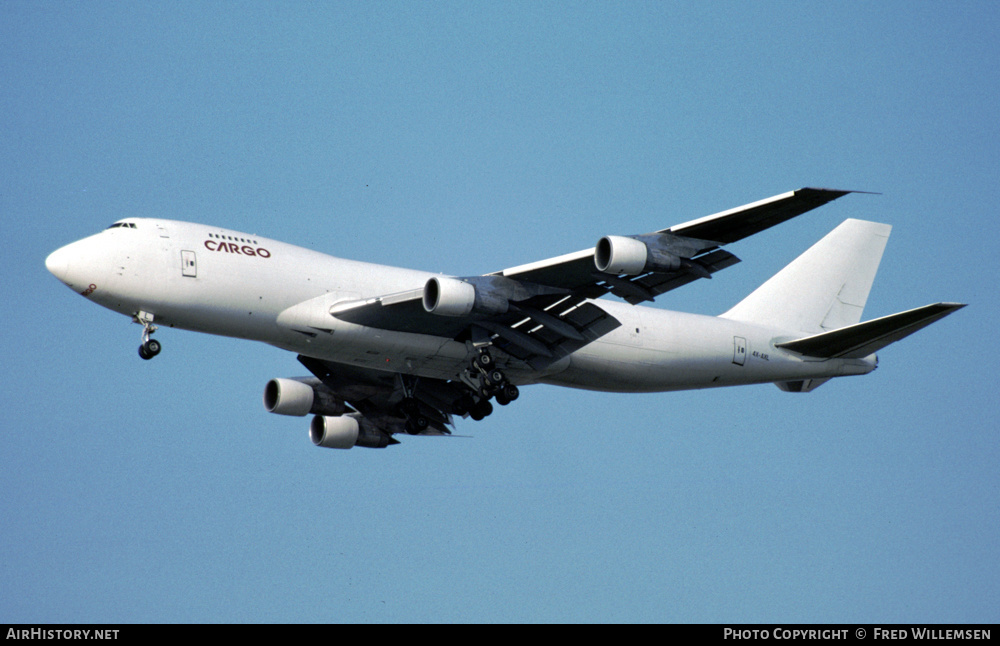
[
  {"x1": 721, "y1": 219, "x2": 891, "y2": 334},
  {"x1": 774, "y1": 302, "x2": 966, "y2": 359}
]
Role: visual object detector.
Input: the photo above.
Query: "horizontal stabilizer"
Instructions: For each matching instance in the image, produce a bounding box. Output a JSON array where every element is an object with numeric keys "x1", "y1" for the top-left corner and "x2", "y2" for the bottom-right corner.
[{"x1": 775, "y1": 303, "x2": 966, "y2": 359}]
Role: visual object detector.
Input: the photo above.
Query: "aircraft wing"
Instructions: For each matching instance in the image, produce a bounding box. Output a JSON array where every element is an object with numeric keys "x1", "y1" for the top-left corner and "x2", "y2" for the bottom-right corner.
[
  {"x1": 665, "y1": 187, "x2": 857, "y2": 244},
  {"x1": 330, "y1": 188, "x2": 853, "y2": 367},
  {"x1": 331, "y1": 289, "x2": 621, "y2": 370},
  {"x1": 498, "y1": 187, "x2": 855, "y2": 303}
]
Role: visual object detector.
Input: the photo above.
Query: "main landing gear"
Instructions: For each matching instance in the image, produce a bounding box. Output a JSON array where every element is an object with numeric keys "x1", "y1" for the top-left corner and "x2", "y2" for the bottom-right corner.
[
  {"x1": 400, "y1": 397, "x2": 430, "y2": 436},
  {"x1": 455, "y1": 348, "x2": 519, "y2": 421},
  {"x1": 134, "y1": 311, "x2": 162, "y2": 360}
]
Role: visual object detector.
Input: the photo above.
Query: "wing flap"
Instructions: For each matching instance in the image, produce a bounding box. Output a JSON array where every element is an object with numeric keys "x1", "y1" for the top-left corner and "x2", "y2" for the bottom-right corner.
[{"x1": 492, "y1": 297, "x2": 621, "y2": 368}]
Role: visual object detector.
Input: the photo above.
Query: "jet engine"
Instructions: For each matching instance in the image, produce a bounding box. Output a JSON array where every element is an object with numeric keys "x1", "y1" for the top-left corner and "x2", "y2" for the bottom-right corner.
[
  {"x1": 263, "y1": 378, "x2": 349, "y2": 417},
  {"x1": 422, "y1": 276, "x2": 509, "y2": 317},
  {"x1": 594, "y1": 235, "x2": 683, "y2": 276},
  {"x1": 310, "y1": 414, "x2": 393, "y2": 449}
]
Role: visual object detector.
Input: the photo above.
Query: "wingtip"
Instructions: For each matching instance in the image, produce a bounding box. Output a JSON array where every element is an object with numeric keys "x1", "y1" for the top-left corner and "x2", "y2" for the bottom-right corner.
[{"x1": 799, "y1": 187, "x2": 882, "y2": 197}]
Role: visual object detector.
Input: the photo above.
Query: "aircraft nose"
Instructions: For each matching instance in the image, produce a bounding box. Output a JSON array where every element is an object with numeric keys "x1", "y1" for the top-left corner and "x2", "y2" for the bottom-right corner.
[
  {"x1": 45, "y1": 245, "x2": 73, "y2": 284},
  {"x1": 45, "y1": 238, "x2": 99, "y2": 290}
]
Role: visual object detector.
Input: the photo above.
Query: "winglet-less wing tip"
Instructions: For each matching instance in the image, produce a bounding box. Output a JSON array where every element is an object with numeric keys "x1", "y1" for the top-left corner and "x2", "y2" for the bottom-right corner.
[
  {"x1": 802, "y1": 187, "x2": 881, "y2": 196},
  {"x1": 668, "y1": 187, "x2": 870, "y2": 245}
]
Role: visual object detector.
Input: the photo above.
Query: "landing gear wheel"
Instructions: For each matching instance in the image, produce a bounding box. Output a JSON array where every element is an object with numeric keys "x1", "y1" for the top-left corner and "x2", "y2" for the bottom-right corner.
[
  {"x1": 470, "y1": 399, "x2": 493, "y2": 421},
  {"x1": 139, "y1": 339, "x2": 161, "y2": 360},
  {"x1": 405, "y1": 415, "x2": 429, "y2": 435},
  {"x1": 473, "y1": 351, "x2": 493, "y2": 370},
  {"x1": 502, "y1": 383, "x2": 519, "y2": 402},
  {"x1": 399, "y1": 397, "x2": 429, "y2": 435},
  {"x1": 452, "y1": 394, "x2": 475, "y2": 417},
  {"x1": 134, "y1": 311, "x2": 160, "y2": 361}
]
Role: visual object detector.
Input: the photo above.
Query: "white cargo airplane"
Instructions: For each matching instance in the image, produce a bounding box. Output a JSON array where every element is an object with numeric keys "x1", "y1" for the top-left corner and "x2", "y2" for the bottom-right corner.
[{"x1": 46, "y1": 188, "x2": 964, "y2": 449}]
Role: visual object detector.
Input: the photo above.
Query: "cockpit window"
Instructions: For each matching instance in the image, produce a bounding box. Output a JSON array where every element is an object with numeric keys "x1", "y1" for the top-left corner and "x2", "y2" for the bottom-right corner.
[{"x1": 106, "y1": 222, "x2": 137, "y2": 229}]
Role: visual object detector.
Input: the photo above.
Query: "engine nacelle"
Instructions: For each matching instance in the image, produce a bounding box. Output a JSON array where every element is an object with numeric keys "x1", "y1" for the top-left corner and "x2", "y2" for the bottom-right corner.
[
  {"x1": 310, "y1": 414, "x2": 392, "y2": 449},
  {"x1": 594, "y1": 235, "x2": 682, "y2": 275},
  {"x1": 263, "y1": 378, "x2": 348, "y2": 417},
  {"x1": 422, "y1": 276, "x2": 508, "y2": 317},
  {"x1": 310, "y1": 414, "x2": 359, "y2": 448}
]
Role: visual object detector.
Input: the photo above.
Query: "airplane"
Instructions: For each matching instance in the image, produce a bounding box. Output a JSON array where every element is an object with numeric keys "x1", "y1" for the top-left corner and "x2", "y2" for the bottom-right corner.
[{"x1": 45, "y1": 188, "x2": 964, "y2": 450}]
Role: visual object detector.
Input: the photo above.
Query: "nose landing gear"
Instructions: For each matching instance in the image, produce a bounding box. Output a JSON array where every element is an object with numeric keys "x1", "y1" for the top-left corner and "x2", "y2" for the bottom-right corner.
[
  {"x1": 139, "y1": 339, "x2": 161, "y2": 360},
  {"x1": 133, "y1": 311, "x2": 161, "y2": 360}
]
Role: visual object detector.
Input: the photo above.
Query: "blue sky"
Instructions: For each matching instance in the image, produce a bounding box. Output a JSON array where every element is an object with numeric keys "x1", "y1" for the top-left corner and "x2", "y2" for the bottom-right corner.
[{"x1": 2, "y1": 1, "x2": 997, "y2": 623}]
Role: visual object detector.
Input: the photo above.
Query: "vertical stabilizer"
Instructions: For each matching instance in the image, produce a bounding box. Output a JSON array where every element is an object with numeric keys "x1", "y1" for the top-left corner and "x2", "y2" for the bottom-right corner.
[{"x1": 721, "y1": 219, "x2": 891, "y2": 334}]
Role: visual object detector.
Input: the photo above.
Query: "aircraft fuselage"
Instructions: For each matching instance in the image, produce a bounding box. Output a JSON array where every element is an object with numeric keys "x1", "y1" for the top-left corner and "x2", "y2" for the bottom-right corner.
[{"x1": 46, "y1": 218, "x2": 874, "y2": 394}]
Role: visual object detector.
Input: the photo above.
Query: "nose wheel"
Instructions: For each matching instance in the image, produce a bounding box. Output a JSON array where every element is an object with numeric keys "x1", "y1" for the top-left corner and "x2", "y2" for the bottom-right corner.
[
  {"x1": 139, "y1": 339, "x2": 161, "y2": 360},
  {"x1": 134, "y1": 311, "x2": 161, "y2": 360}
]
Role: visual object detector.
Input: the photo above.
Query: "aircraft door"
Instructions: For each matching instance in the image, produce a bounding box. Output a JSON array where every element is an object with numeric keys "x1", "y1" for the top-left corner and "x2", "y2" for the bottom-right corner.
[
  {"x1": 181, "y1": 250, "x2": 197, "y2": 277},
  {"x1": 733, "y1": 336, "x2": 747, "y2": 366}
]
